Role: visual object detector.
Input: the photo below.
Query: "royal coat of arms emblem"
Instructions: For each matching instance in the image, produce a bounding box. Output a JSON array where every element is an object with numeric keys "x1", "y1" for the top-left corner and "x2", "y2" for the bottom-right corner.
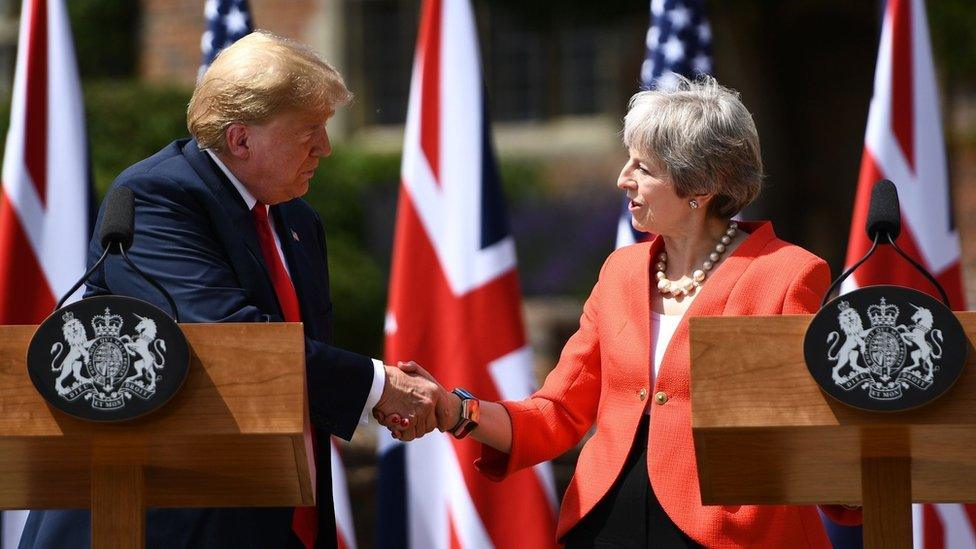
[
  {"x1": 804, "y1": 286, "x2": 966, "y2": 412},
  {"x1": 28, "y1": 295, "x2": 189, "y2": 421},
  {"x1": 52, "y1": 308, "x2": 167, "y2": 410},
  {"x1": 827, "y1": 298, "x2": 942, "y2": 400}
]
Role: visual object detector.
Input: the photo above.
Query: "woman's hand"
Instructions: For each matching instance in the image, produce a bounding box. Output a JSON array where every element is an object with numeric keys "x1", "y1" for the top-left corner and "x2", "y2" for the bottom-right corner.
[{"x1": 376, "y1": 361, "x2": 461, "y2": 437}]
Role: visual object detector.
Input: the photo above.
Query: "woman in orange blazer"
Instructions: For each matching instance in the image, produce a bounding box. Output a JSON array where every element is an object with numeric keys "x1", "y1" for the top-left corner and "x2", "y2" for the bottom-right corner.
[{"x1": 388, "y1": 76, "x2": 860, "y2": 547}]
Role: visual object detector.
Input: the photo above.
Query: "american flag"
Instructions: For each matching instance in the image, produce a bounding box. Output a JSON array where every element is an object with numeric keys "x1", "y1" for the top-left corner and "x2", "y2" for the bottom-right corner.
[
  {"x1": 616, "y1": 0, "x2": 713, "y2": 249},
  {"x1": 199, "y1": 0, "x2": 253, "y2": 78}
]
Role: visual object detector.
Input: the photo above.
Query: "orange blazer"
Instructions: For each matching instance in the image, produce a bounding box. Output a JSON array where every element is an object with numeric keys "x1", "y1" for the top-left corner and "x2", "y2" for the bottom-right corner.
[{"x1": 476, "y1": 221, "x2": 861, "y2": 548}]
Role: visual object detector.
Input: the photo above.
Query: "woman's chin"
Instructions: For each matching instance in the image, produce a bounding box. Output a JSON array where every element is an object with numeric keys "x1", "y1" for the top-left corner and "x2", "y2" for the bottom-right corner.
[{"x1": 631, "y1": 219, "x2": 653, "y2": 235}]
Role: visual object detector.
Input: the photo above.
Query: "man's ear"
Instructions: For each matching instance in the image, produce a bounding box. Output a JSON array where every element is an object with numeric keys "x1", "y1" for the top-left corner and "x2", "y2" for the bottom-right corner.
[{"x1": 224, "y1": 123, "x2": 250, "y2": 160}]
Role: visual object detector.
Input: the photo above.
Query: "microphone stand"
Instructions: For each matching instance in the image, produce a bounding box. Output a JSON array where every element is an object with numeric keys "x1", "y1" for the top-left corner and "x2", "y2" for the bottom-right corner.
[
  {"x1": 822, "y1": 232, "x2": 950, "y2": 308},
  {"x1": 55, "y1": 241, "x2": 181, "y2": 322}
]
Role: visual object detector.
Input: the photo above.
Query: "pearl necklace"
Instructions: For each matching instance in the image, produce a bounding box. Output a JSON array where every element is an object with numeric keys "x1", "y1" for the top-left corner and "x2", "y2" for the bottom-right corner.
[{"x1": 655, "y1": 221, "x2": 738, "y2": 297}]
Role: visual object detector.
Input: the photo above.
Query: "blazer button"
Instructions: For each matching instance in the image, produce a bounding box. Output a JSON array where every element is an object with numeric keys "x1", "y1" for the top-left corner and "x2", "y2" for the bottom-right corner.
[
  {"x1": 655, "y1": 391, "x2": 668, "y2": 405},
  {"x1": 638, "y1": 388, "x2": 647, "y2": 401}
]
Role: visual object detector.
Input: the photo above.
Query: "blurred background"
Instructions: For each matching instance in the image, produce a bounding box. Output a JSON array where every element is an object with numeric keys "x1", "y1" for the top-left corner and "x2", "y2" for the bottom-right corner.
[{"x1": 0, "y1": 0, "x2": 974, "y2": 545}]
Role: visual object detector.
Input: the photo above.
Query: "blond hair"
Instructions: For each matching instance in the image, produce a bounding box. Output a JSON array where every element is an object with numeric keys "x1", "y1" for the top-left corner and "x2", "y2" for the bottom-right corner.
[
  {"x1": 622, "y1": 75, "x2": 762, "y2": 218},
  {"x1": 188, "y1": 30, "x2": 352, "y2": 151}
]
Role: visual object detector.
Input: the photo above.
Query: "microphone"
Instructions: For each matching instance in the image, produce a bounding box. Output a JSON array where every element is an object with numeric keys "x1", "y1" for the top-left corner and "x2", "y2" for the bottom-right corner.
[
  {"x1": 99, "y1": 186, "x2": 135, "y2": 253},
  {"x1": 819, "y1": 179, "x2": 949, "y2": 307},
  {"x1": 865, "y1": 179, "x2": 901, "y2": 242},
  {"x1": 55, "y1": 185, "x2": 180, "y2": 321}
]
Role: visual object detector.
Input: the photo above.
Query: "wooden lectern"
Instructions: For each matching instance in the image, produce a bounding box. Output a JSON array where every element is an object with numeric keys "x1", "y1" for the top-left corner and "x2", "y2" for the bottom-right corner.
[
  {"x1": 0, "y1": 323, "x2": 313, "y2": 549},
  {"x1": 690, "y1": 313, "x2": 976, "y2": 549}
]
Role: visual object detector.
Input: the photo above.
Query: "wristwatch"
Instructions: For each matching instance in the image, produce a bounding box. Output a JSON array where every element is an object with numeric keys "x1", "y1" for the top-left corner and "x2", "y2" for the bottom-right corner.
[{"x1": 449, "y1": 388, "x2": 480, "y2": 439}]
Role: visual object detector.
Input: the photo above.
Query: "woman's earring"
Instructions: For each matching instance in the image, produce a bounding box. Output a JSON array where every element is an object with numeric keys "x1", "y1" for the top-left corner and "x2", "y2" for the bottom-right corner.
[{"x1": 689, "y1": 199, "x2": 700, "y2": 210}]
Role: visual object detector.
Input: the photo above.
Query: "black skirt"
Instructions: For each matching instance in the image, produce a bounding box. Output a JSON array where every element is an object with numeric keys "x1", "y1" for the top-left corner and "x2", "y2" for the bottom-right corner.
[{"x1": 562, "y1": 415, "x2": 703, "y2": 549}]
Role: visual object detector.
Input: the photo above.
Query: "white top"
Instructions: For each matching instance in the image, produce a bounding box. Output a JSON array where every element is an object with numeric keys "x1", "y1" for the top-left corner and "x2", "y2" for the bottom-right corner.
[
  {"x1": 647, "y1": 311, "x2": 682, "y2": 414},
  {"x1": 206, "y1": 149, "x2": 385, "y2": 424}
]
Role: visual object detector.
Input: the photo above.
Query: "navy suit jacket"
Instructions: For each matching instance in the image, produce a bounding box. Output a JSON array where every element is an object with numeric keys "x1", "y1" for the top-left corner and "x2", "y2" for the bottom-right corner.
[{"x1": 20, "y1": 139, "x2": 374, "y2": 549}]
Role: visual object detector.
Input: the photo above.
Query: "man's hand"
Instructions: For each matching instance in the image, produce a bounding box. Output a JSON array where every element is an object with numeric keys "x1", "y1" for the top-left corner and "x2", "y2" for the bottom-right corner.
[
  {"x1": 375, "y1": 362, "x2": 462, "y2": 438},
  {"x1": 374, "y1": 362, "x2": 444, "y2": 442},
  {"x1": 396, "y1": 361, "x2": 461, "y2": 432}
]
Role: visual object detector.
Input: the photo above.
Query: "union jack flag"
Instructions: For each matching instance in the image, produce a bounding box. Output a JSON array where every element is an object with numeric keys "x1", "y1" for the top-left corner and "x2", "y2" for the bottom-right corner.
[
  {"x1": 379, "y1": 0, "x2": 558, "y2": 547},
  {"x1": 199, "y1": 0, "x2": 253, "y2": 78},
  {"x1": 616, "y1": 0, "x2": 712, "y2": 249},
  {"x1": 0, "y1": 0, "x2": 90, "y2": 545},
  {"x1": 841, "y1": 0, "x2": 974, "y2": 546}
]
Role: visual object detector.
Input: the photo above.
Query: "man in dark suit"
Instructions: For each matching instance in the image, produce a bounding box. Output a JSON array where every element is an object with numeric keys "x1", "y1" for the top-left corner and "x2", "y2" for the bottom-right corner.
[{"x1": 20, "y1": 31, "x2": 440, "y2": 549}]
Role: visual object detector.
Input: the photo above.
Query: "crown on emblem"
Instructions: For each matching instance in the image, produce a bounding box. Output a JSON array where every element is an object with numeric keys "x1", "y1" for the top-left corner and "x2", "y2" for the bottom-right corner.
[
  {"x1": 837, "y1": 301, "x2": 851, "y2": 312},
  {"x1": 91, "y1": 308, "x2": 123, "y2": 337},
  {"x1": 868, "y1": 298, "x2": 899, "y2": 326},
  {"x1": 62, "y1": 311, "x2": 75, "y2": 322}
]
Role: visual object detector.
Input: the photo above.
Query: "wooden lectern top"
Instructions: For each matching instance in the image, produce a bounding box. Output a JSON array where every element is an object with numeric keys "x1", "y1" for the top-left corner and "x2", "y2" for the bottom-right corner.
[
  {"x1": 690, "y1": 312, "x2": 976, "y2": 507},
  {"x1": 0, "y1": 323, "x2": 313, "y2": 510}
]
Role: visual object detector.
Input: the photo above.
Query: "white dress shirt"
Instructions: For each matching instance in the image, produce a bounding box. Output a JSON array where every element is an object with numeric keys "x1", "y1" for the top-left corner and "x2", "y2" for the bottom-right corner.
[{"x1": 206, "y1": 150, "x2": 386, "y2": 425}]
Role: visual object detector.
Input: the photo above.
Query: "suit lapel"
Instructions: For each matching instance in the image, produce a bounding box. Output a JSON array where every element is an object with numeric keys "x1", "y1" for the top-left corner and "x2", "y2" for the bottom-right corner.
[
  {"x1": 180, "y1": 140, "x2": 282, "y2": 315},
  {"x1": 181, "y1": 140, "x2": 267, "y2": 262},
  {"x1": 653, "y1": 221, "x2": 776, "y2": 389}
]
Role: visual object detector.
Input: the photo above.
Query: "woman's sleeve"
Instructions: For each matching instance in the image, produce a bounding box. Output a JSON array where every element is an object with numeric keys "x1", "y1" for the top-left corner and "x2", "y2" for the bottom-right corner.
[
  {"x1": 782, "y1": 256, "x2": 831, "y2": 314},
  {"x1": 474, "y1": 261, "x2": 607, "y2": 481},
  {"x1": 783, "y1": 256, "x2": 864, "y2": 525}
]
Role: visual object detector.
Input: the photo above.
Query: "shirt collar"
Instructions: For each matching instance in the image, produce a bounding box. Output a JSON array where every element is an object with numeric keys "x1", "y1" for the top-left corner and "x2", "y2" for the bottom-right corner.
[{"x1": 205, "y1": 149, "x2": 261, "y2": 212}]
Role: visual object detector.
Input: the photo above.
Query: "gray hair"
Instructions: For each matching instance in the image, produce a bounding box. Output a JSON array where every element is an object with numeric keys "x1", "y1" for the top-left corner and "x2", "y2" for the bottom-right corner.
[{"x1": 622, "y1": 75, "x2": 762, "y2": 218}]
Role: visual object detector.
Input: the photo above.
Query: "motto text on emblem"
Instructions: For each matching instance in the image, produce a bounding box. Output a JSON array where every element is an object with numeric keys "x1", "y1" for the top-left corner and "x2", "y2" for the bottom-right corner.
[
  {"x1": 50, "y1": 308, "x2": 167, "y2": 411},
  {"x1": 826, "y1": 298, "x2": 943, "y2": 401}
]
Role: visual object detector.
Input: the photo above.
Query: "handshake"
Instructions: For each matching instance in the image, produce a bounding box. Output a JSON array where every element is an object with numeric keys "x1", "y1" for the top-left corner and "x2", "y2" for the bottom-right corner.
[{"x1": 372, "y1": 361, "x2": 463, "y2": 442}]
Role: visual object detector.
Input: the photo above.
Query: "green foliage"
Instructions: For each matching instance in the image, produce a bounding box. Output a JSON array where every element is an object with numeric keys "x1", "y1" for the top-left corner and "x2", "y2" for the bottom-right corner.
[
  {"x1": 83, "y1": 80, "x2": 191, "y2": 195},
  {"x1": 67, "y1": 0, "x2": 139, "y2": 79},
  {"x1": 929, "y1": 0, "x2": 976, "y2": 86}
]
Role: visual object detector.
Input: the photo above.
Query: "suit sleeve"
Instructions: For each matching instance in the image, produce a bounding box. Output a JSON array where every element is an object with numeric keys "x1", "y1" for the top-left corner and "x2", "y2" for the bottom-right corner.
[
  {"x1": 475, "y1": 259, "x2": 606, "y2": 481},
  {"x1": 781, "y1": 256, "x2": 863, "y2": 526},
  {"x1": 87, "y1": 175, "x2": 372, "y2": 440}
]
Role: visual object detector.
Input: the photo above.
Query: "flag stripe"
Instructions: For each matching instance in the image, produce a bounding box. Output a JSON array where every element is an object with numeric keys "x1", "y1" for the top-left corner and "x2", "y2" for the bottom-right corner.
[
  {"x1": 842, "y1": 1, "x2": 975, "y2": 547},
  {"x1": 890, "y1": 0, "x2": 914, "y2": 171},
  {"x1": 23, "y1": 0, "x2": 47, "y2": 205},
  {"x1": 0, "y1": 191, "x2": 55, "y2": 323},
  {"x1": 419, "y1": 0, "x2": 442, "y2": 184}
]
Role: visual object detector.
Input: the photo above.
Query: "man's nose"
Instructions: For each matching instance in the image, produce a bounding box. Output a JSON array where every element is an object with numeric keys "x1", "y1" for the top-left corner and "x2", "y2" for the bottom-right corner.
[{"x1": 313, "y1": 128, "x2": 332, "y2": 157}]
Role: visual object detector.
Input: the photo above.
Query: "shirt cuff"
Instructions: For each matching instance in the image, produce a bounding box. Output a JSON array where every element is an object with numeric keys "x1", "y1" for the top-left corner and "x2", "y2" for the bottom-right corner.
[{"x1": 360, "y1": 359, "x2": 386, "y2": 425}]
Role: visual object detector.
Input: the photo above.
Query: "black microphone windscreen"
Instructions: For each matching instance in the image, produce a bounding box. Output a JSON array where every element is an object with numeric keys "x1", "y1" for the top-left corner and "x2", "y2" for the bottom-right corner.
[
  {"x1": 99, "y1": 186, "x2": 135, "y2": 253},
  {"x1": 865, "y1": 179, "x2": 901, "y2": 241}
]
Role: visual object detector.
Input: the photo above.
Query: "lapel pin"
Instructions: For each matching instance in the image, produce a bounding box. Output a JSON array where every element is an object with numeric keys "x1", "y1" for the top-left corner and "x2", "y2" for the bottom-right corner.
[{"x1": 291, "y1": 230, "x2": 300, "y2": 242}]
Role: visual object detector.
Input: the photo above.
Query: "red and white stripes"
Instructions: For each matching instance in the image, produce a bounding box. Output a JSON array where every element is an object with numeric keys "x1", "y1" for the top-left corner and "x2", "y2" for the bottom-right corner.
[
  {"x1": 382, "y1": 1, "x2": 558, "y2": 547},
  {"x1": 842, "y1": 1, "x2": 975, "y2": 546},
  {"x1": 0, "y1": 0, "x2": 89, "y2": 325}
]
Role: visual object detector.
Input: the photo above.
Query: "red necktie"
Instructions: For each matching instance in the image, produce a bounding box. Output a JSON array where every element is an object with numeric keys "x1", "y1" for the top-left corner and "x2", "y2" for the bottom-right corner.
[{"x1": 251, "y1": 204, "x2": 318, "y2": 548}]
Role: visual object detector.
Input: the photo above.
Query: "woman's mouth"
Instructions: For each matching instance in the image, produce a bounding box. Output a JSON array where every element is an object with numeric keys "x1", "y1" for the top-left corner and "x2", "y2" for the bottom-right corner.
[{"x1": 628, "y1": 199, "x2": 643, "y2": 211}]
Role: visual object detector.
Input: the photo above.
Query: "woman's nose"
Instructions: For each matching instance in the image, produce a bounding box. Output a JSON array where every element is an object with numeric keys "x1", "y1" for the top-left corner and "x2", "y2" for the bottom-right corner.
[{"x1": 617, "y1": 171, "x2": 635, "y2": 191}]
